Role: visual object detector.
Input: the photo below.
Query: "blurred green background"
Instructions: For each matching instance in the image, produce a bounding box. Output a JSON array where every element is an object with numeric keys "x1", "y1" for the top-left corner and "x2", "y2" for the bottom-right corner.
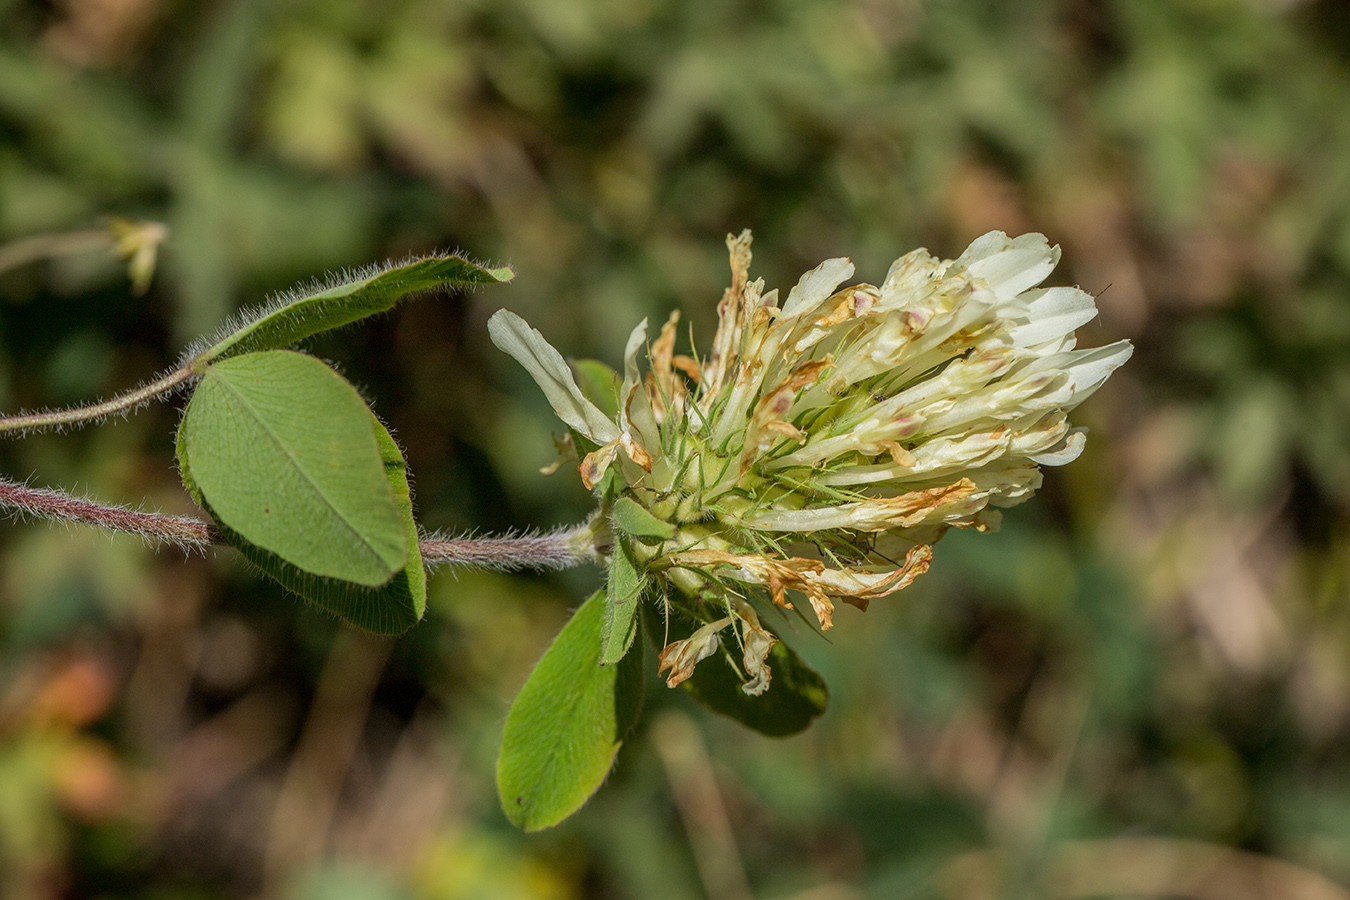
[{"x1": 3, "y1": 0, "x2": 1350, "y2": 897}]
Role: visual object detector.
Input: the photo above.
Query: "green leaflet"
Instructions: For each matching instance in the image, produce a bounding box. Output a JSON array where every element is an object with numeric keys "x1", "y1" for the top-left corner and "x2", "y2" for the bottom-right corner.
[
  {"x1": 497, "y1": 590, "x2": 645, "y2": 831},
  {"x1": 601, "y1": 537, "x2": 642, "y2": 665},
  {"x1": 611, "y1": 495, "x2": 676, "y2": 542},
  {"x1": 179, "y1": 413, "x2": 426, "y2": 634},
  {"x1": 197, "y1": 255, "x2": 513, "y2": 364},
  {"x1": 644, "y1": 606, "x2": 828, "y2": 736},
  {"x1": 179, "y1": 350, "x2": 407, "y2": 587}
]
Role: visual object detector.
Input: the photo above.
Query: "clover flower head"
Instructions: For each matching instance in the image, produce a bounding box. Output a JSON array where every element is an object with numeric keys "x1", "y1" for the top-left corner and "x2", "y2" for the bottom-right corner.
[{"x1": 490, "y1": 230, "x2": 1131, "y2": 696}]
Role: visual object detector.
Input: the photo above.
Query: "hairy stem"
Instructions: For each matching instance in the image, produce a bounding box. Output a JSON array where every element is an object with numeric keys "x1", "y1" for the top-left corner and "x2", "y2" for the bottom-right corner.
[
  {"x1": 0, "y1": 476, "x2": 598, "y2": 571},
  {"x1": 0, "y1": 364, "x2": 195, "y2": 436},
  {"x1": 0, "y1": 479, "x2": 215, "y2": 547},
  {"x1": 420, "y1": 525, "x2": 599, "y2": 571}
]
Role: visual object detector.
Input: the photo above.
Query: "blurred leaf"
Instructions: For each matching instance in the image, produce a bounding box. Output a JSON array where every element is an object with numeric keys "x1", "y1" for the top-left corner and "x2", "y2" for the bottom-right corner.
[
  {"x1": 412, "y1": 831, "x2": 578, "y2": 900},
  {"x1": 290, "y1": 862, "x2": 413, "y2": 900},
  {"x1": 262, "y1": 29, "x2": 367, "y2": 171},
  {"x1": 497, "y1": 590, "x2": 645, "y2": 830}
]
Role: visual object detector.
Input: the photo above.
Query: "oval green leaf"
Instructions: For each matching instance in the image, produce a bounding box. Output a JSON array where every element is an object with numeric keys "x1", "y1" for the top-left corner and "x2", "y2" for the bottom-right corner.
[
  {"x1": 197, "y1": 255, "x2": 514, "y2": 364},
  {"x1": 180, "y1": 350, "x2": 407, "y2": 586},
  {"x1": 179, "y1": 414, "x2": 425, "y2": 634},
  {"x1": 497, "y1": 590, "x2": 645, "y2": 831}
]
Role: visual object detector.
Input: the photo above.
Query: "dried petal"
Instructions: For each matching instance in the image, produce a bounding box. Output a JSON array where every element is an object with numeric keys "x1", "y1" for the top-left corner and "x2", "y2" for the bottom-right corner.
[
  {"x1": 731, "y1": 599, "x2": 778, "y2": 696},
  {"x1": 658, "y1": 617, "x2": 731, "y2": 687}
]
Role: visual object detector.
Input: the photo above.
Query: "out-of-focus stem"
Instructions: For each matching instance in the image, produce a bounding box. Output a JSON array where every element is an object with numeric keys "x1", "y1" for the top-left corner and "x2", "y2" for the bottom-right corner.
[
  {"x1": 652, "y1": 710, "x2": 755, "y2": 900},
  {"x1": 263, "y1": 628, "x2": 392, "y2": 891},
  {"x1": 0, "y1": 364, "x2": 195, "y2": 436},
  {"x1": 0, "y1": 229, "x2": 112, "y2": 274}
]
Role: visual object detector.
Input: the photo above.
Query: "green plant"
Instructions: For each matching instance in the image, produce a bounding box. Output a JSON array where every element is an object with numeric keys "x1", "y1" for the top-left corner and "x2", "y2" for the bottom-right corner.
[{"x1": 0, "y1": 224, "x2": 1128, "y2": 833}]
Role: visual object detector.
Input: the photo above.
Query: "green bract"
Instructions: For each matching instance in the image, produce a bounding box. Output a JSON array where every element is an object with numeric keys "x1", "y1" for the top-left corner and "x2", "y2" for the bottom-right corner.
[{"x1": 600, "y1": 537, "x2": 643, "y2": 665}]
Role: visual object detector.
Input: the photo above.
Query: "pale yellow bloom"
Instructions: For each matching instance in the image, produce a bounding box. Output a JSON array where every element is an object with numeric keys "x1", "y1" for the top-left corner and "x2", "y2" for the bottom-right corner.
[{"x1": 490, "y1": 230, "x2": 1131, "y2": 695}]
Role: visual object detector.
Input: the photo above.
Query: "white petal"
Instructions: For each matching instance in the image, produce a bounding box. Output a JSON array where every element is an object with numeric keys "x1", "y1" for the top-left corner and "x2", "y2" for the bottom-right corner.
[
  {"x1": 1029, "y1": 428, "x2": 1087, "y2": 465},
  {"x1": 621, "y1": 317, "x2": 649, "y2": 381},
  {"x1": 957, "y1": 232, "x2": 1059, "y2": 302},
  {"x1": 488, "y1": 309, "x2": 621, "y2": 444},
  {"x1": 1009, "y1": 287, "x2": 1100, "y2": 347},
  {"x1": 966, "y1": 249, "x2": 1058, "y2": 301},
  {"x1": 953, "y1": 231, "x2": 1017, "y2": 266},
  {"x1": 1062, "y1": 340, "x2": 1134, "y2": 397},
  {"x1": 619, "y1": 317, "x2": 662, "y2": 453},
  {"x1": 878, "y1": 248, "x2": 943, "y2": 310},
  {"x1": 780, "y1": 257, "x2": 855, "y2": 318}
]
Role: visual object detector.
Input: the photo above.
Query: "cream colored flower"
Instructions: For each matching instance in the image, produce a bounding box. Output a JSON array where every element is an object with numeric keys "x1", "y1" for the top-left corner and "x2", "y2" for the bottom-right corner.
[{"x1": 490, "y1": 230, "x2": 1131, "y2": 695}]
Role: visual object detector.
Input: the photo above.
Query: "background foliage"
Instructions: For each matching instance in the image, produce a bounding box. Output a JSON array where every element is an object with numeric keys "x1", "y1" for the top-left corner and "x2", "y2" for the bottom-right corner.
[{"x1": 2, "y1": 0, "x2": 1350, "y2": 897}]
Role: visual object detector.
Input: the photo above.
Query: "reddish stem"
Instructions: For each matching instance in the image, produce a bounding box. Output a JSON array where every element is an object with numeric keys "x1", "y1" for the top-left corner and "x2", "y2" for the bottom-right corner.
[
  {"x1": 0, "y1": 477, "x2": 594, "y2": 570},
  {"x1": 0, "y1": 479, "x2": 214, "y2": 547}
]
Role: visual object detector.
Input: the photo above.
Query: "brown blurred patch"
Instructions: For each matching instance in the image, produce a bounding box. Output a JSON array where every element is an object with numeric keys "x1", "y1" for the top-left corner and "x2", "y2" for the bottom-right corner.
[
  {"x1": 946, "y1": 157, "x2": 1033, "y2": 244},
  {"x1": 44, "y1": 0, "x2": 162, "y2": 68}
]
